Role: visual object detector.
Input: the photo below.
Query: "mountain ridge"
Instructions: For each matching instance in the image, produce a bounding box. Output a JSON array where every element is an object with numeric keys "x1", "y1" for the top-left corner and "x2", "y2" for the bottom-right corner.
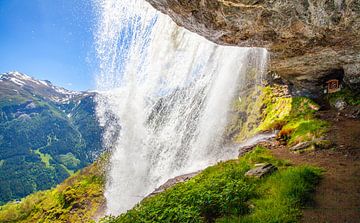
[{"x1": 0, "y1": 71, "x2": 103, "y2": 205}]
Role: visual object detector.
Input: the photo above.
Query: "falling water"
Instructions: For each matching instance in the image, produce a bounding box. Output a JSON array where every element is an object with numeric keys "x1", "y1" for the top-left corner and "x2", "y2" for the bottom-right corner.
[{"x1": 94, "y1": 0, "x2": 268, "y2": 215}]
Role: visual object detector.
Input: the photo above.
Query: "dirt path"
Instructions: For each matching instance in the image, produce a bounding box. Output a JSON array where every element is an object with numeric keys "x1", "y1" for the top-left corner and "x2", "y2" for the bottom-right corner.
[{"x1": 271, "y1": 111, "x2": 360, "y2": 223}]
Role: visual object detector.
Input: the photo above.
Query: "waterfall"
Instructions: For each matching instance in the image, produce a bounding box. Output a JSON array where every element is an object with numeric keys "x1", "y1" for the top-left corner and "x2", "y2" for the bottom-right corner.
[{"x1": 94, "y1": 0, "x2": 268, "y2": 215}]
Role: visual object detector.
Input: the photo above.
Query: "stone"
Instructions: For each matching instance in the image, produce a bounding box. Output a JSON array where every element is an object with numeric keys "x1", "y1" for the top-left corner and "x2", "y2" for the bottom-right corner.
[
  {"x1": 343, "y1": 63, "x2": 360, "y2": 91},
  {"x1": 238, "y1": 145, "x2": 255, "y2": 157},
  {"x1": 238, "y1": 133, "x2": 277, "y2": 156},
  {"x1": 289, "y1": 141, "x2": 313, "y2": 152},
  {"x1": 245, "y1": 163, "x2": 277, "y2": 178},
  {"x1": 146, "y1": 0, "x2": 360, "y2": 92},
  {"x1": 289, "y1": 138, "x2": 331, "y2": 152},
  {"x1": 334, "y1": 99, "x2": 347, "y2": 111},
  {"x1": 148, "y1": 171, "x2": 200, "y2": 197}
]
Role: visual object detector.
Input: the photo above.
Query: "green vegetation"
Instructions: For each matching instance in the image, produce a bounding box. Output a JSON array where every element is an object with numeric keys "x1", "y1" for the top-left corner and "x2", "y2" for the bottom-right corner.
[
  {"x1": 280, "y1": 119, "x2": 328, "y2": 146},
  {"x1": 228, "y1": 85, "x2": 329, "y2": 146},
  {"x1": 226, "y1": 87, "x2": 265, "y2": 142},
  {"x1": 325, "y1": 88, "x2": 360, "y2": 106},
  {"x1": 0, "y1": 157, "x2": 106, "y2": 223},
  {"x1": 60, "y1": 164, "x2": 75, "y2": 175},
  {"x1": 257, "y1": 88, "x2": 328, "y2": 145},
  {"x1": 218, "y1": 165, "x2": 321, "y2": 222},
  {"x1": 0, "y1": 85, "x2": 103, "y2": 204},
  {"x1": 59, "y1": 153, "x2": 81, "y2": 170},
  {"x1": 34, "y1": 149, "x2": 53, "y2": 168},
  {"x1": 100, "y1": 147, "x2": 321, "y2": 223}
]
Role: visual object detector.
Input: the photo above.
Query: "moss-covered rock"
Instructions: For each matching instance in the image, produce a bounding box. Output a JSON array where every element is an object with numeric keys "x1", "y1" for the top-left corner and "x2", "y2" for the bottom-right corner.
[{"x1": 227, "y1": 84, "x2": 329, "y2": 147}]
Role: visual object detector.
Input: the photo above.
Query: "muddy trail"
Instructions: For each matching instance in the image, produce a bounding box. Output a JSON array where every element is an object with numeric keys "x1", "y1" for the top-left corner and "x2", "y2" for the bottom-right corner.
[{"x1": 271, "y1": 109, "x2": 360, "y2": 223}]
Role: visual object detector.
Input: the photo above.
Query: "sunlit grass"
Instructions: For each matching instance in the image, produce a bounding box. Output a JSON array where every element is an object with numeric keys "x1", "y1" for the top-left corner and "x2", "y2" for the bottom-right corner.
[
  {"x1": 0, "y1": 157, "x2": 106, "y2": 223},
  {"x1": 101, "y1": 147, "x2": 321, "y2": 223}
]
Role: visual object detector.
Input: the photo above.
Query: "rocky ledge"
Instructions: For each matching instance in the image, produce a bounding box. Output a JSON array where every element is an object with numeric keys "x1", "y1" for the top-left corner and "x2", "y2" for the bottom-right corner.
[
  {"x1": 148, "y1": 171, "x2": 200, "y2": 197},
  {"x1": 146, "y1": 0, "x2": 360, "y2": 93}
]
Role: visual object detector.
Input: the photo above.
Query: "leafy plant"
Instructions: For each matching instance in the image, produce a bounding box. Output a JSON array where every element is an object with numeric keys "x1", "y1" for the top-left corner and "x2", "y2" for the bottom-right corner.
[{"x1": 101, "y1": 147, "x2": 321, "y2": 223}]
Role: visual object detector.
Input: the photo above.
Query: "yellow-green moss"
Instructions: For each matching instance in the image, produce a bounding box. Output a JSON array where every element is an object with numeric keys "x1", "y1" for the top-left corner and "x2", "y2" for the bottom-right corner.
[
  {"x1": 226, "y1": 87, "x2": 267, "y2": 142},
  {"x1": 256, "y1": 97, "x2": 292, "y2": 131},
  {"x1": 229, "y1": 85, "x2": 328, "y2": 146}
]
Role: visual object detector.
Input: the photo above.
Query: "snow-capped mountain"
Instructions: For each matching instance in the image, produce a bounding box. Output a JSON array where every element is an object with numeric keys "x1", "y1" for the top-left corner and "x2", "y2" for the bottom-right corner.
[{"x1": 0, "y1": 71, "x2": 87, "y2": 103}]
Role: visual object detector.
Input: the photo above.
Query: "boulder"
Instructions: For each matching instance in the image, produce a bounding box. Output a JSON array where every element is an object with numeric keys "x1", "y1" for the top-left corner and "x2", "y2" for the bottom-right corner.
[
  {"x1": 334, "y1": 99, "x2": 347, "y2": 111},
  {"x1": 238, "y1": 132, "x2": 277, "y2": 156},
  {"x1": 343, "y1": 63, "x2": 360, "y2": 90},
  {"x1": 245, "y1": 163, "x2": 277, "y2": 178},
  {"x1": 288, "y1": 138, "x2": 332, "y2": 152},
  {"x1": 238, "y1": 145, "x2": 256, "y2": 157},
  {"x1": 148, "y1": 171, "x2": 200, "y2": 197},
  {"x1": 289, "y1": 141, "x2": 313, "y2": 152}
]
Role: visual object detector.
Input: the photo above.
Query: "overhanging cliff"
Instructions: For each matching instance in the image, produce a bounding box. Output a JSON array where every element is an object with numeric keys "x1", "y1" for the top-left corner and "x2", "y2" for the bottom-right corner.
[{"x1": 146, "y1": 0, "x2": 360, "y2": 93}]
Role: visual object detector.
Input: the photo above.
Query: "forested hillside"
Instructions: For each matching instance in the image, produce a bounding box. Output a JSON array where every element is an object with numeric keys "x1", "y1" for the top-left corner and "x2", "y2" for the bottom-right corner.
[{"x1": 0, "y1": 71, "x2": 103, "y2": 204}]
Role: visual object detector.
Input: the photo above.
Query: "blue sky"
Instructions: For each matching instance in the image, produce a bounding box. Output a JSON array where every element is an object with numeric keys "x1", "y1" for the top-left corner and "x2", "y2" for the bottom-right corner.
[{"x1": 0, "y1": 0, "x2": 97, "y2": 91}]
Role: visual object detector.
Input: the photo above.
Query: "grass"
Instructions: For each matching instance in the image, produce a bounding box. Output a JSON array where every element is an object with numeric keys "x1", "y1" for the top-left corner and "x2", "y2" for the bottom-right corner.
[
  {"x1": 100, "y1": 147, "x2": 322, "y2": 223},
  {"x1": 217, "y1": 166, "x2": 322, "y2": 223},
  {"x1": 0, "y1": 156, "x2": 106, "y2": 223},
  {"x1": 325, "y1": 88, "x2": 360, "y2": 106},
  {"x1": 281, "y1": 119, "x2": 329, "y2": 145},
  {"x1": 0, "y1": 95, "x2": 28, "y2": 108}
]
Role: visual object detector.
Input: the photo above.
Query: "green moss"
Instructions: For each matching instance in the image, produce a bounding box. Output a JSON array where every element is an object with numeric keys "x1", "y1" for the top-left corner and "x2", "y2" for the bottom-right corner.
[
  {"x1": 100, "y1": 147, "x2": 321, "y2": 223},
  {"x1": 229, "y1": 85, "x2": 328, "y2": 146},
  {"x1": 282, "y1": 119, "x2": 329, "y2": 145},
  {"x1": 226, "y1": 87, "x2": 269, "y2": 142},
  {"x1": 0, "y1": 157, "x2": 106, "y2": 223},
  {"x1": 256, "y1": 97, "x2": 292, "y2": 131},
  {"x1": 256, "y1": 90, "x2": 321, "y2": 132},
  {"x1": 326, "y1": 88, "x2": 360, "y2": 106}
]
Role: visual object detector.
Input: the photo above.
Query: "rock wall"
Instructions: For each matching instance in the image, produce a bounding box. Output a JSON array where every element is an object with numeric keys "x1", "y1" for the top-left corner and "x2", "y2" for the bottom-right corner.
[{"x1": 146, "y1": 0, "x2": 360, "y2": 94}]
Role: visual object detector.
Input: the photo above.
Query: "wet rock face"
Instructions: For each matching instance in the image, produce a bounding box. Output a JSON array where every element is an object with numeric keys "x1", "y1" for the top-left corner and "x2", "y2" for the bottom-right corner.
[{"x1": 146, "y1": 0, "x2": 360, "y2": 92}]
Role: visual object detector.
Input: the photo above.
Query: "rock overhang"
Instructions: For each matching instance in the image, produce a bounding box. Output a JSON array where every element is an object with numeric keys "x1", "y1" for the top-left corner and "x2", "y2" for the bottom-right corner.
[{"x1": 145, "y1": 0, "x2": 360, "y2": 95}]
